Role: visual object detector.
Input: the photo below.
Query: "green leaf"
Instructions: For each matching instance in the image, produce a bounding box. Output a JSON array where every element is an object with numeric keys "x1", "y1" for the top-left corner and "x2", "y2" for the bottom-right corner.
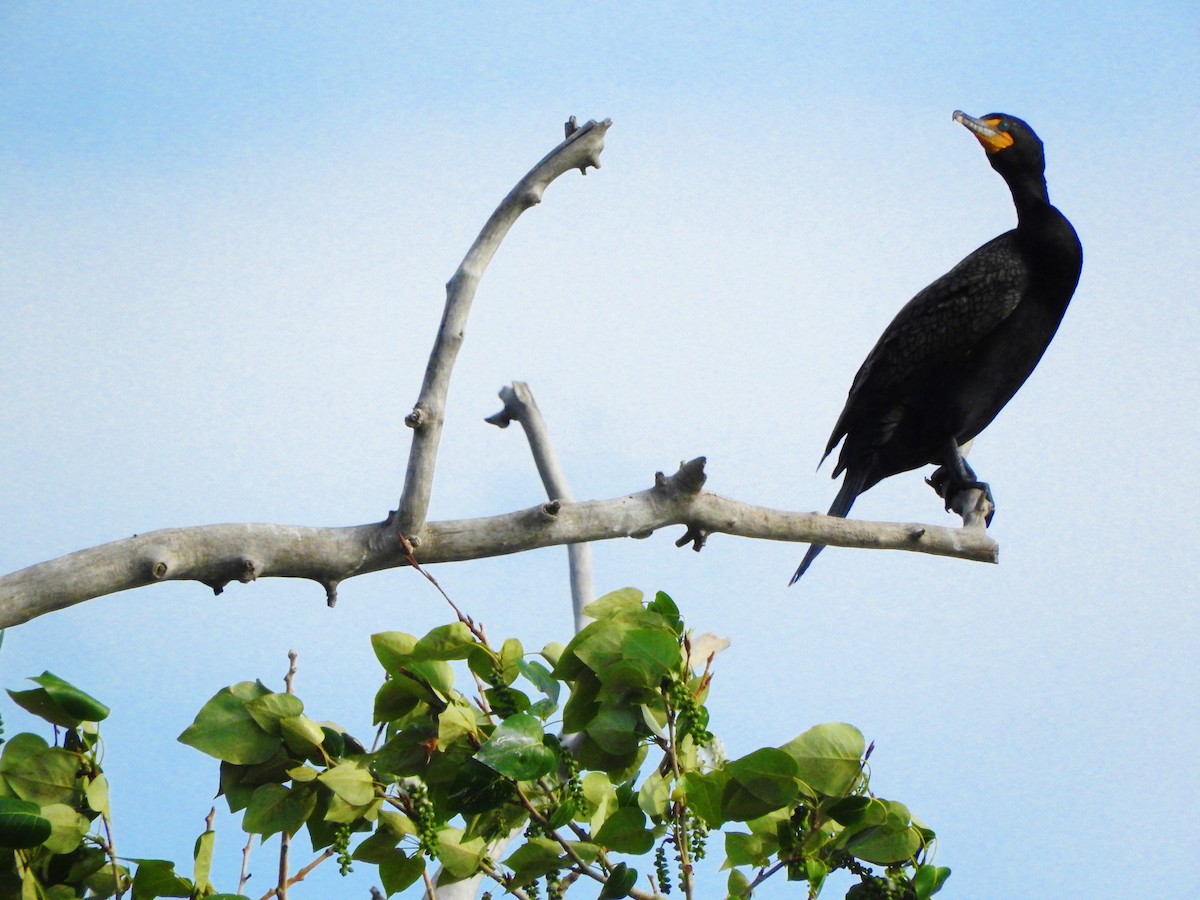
[
  {"x1": 371, "y1": 632, "x2": 418, "y2": 674},
  {"x1": 193, "y1": 827, "x2": 215, "y2": 891},
  {"x1": 727, "y1": 867, "x2": 752, "y2": 898},
  {"x1": 648, "y1": 590, "x2": 680, "y2": 619},
  {"x1": 498, "y1": 638, "x2": 524, "y2": 686},
  {"x1": 86, "y1": 771, "x2": 111, "y2": 817},
  {"x1": 826, "y1": 794, "x2": 873, "y2": 826},
  {"x1": 473, "y1": 713, "x2": 556, "y2": 780},
  {"x1": 279, "y1": 715, "x2": 328, "y2": 754},
  {"x1": 178, "y1": 685, "x2": 279, "y2": 765},
  {"x1": 40, "y1": 802, "x2": 89, "y2": 853},
  {"x1": 846, "y1": 824, "x2": 923, "y2": 864},
  {"x1": 564, "y1": 621, "x2": 627, "y2": 677},
  {"x1": 637, "y1": 770, "x2": 670, "y2": 819},
  {"x1": 352, "y1": 829, "x2": 399, "y2": 863},
  {"x1": 518, "y1": 659, "x2": 560, "y2": 703},
  {"x1": 582, "y1": 771, "x2": 618, "y2": 831},
  {"x1": 682, "y1": 770, "x2": 728, "y2": 827},
  {"x1": 130, "y1": 858, "x2": 193, "y2": 899},
  {"x1": 725, "y1": 748, "x2": 800, "y2": 808},
  {"x1": 561, "y1": 670, "x2": 601, "y2": 732},
  {"x1": 413, "y1": 622, "x2": 478, "y2": 660},
  {"x1": 436, "y1": 827, "x2": 486, "y2": 878},
  {"x1": 379, "y1": 849, "x2": 425, "y2": 896},
  {"x1": 446, "y1": 758, "x2": 516, "y2": 813},
  {"x1": 6, "y1": 688, "x2": 81, "y2": 729},
  {"x1": 242, "y1": 783, "x2": 316, "y2": 839},
  {"x1": 85, "y1": 860, "x2": 132, "y2": 898},
  {"x1": 541, "y1": 641, "x2": 566, "y2": 667},
  {"x1": 372, "y1": 724, "x2": 438, "y2": 777},
  {"x1": 574, "y1": 734, "x2": 646, "y2": 782},
  {"x1": 594, "y1": 806, "x2": 654, "y2": 855},
  {"x1": 724, "y1": 831, "x2": 769, "y2": 868},
  {"x1": 587, "y1": 705, "x2": 641, "y2": 755},
  {"x1": 33, "y1": 671, "x2": 109, "y2": 721},
  {"x1": 779, "y1": 723, "x2": 865, "y2": 797},
  {"x1": 0, "y1": 733, "x2": 79, "y2": 804},
  {"x1": 323, "y1": 790, "x2": 378, "y2": 825},
  {"x1": 483, "y1": 686, "x2": 531, "y2": 717},
  {"x1": 244, "y1": 693, "x2": 304, "y2": 735},
  {"x1": 408, "y1": 660, "x2": 455, "y2": 698},
  {"x1": 288, "y1": 765, "x2": 320, "y2": 783},
  {"x1": 621, "y1": 628, "x2": 682, "y2": 681},
  {"x1": 582, "y1": 588, "x2": 645, "y2": 620},
  {"x1": 437, "y1": 700, "x2": 481, "y2": 746},
  {"x1": 0, "y1": 796, "x2": 52, "y2": 848},
  {"x1": 8, "y1": 672, "x2": 109, "y2": 729},
  {"x1": 372, "y1": 678, "x2": 424, "y2": 723},
  {"x1": 529, "y1": 698, "x2": 559, "y2": 720},
  {"x1": 317, "y1": 761, "x2": 375, "y2": 806},
  {"x1": 503, "y1": 836, "x2": 564, "y2": 887},
  {"x1": 805, "y1": 857, "x2": 829, "y2": 892},
  {"x1": 913, "y1": 864, "x2": 952, "y2": 898},
  {"x1": 597, "y1": 861, "x2": 638, "y2": 899}
]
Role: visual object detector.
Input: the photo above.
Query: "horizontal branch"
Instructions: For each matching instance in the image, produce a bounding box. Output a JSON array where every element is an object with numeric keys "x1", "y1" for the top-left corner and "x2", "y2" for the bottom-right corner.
[{"x1": 0, "y1": 460, "x2": 997, "y2": 629}]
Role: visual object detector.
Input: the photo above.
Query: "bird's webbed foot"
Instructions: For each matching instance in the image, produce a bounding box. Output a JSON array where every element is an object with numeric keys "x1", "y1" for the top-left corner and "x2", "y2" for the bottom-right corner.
[{"x1": 927, "y1": 449, "x2": 995, "y2": 528}]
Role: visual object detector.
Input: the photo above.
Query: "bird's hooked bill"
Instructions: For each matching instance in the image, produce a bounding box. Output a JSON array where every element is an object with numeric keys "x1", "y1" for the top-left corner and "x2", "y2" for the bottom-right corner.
[{"x1": 953, "y1": 110, "x2": 1014, "y2": 153}]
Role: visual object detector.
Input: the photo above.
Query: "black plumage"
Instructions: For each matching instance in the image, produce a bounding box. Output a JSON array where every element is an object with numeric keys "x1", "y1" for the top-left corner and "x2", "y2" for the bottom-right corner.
[{"x1": 791, "y1": 111, "x2": 1082, "y2": 583}]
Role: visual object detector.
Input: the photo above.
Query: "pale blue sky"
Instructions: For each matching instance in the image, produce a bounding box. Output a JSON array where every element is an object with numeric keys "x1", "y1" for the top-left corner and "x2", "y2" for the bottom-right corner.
[{"x1": 3, "y1": 3, "x2": 1198, "y2": 898}]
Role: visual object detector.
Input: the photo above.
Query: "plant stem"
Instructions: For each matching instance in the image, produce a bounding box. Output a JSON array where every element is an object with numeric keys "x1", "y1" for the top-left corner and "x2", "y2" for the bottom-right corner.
[
  {"x1": 101, "y1": 810, "x2": 124, "y2": 899},
  {"x1": 662, "y1": 684, "x2": 695, "y2": 900},
  {"x1": 239, "y1": 833, "x2": 254, "y2": 893},
  {"x1": 256, "y1": 849, "x2": 335, "y2": 900}
]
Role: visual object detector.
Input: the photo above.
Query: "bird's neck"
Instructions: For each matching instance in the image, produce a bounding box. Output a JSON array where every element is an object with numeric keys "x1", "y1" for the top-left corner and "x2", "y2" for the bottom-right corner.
[{"x1": 1007, "y1": 173, "x2": 1052, "y2": 223}]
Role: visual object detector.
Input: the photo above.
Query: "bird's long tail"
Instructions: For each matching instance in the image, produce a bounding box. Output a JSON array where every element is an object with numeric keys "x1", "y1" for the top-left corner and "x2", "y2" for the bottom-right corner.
[{"x1": 790, "y1": 470, "x2": 868, "y2": 584}]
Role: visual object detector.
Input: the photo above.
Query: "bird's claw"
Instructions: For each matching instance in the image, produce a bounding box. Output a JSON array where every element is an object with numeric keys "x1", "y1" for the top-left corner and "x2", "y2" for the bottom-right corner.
[{"x1": 927, "y1": 467, "x2": 995, "y2": 527}]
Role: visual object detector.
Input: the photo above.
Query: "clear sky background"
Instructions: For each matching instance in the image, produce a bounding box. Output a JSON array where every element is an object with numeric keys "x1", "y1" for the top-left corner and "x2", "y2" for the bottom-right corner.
[{"x1": 2, "y1": 3, "x2": 1198, "y2": 898}]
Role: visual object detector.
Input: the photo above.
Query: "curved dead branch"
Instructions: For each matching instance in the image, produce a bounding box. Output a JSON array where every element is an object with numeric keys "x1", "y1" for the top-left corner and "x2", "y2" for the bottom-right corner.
[{"x1": 394, "y1": 118, "x2": 611, "y2": 536}]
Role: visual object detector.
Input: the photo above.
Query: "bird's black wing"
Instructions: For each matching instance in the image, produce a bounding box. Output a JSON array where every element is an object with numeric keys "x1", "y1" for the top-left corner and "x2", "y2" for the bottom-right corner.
[{"x1": 823, "y1": 232, "x2": 1030, "y2": 462}]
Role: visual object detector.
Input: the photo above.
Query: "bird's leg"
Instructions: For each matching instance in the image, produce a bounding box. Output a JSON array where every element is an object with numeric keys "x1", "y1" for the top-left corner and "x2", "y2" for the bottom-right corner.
[{"x1": 926, "y1": 437, "x2": 995, "y2": 527}]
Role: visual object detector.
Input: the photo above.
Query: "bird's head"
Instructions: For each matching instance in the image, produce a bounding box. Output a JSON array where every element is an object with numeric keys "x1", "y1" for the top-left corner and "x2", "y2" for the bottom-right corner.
[{"x1": 953, "y1": 110, "x2": 1046, "y2": 179}]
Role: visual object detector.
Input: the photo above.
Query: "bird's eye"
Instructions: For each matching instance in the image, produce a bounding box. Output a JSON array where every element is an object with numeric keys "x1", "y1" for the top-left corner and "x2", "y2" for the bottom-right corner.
[{"x1": 997, "y1": 121, "x2": 1011, "y2": 132}]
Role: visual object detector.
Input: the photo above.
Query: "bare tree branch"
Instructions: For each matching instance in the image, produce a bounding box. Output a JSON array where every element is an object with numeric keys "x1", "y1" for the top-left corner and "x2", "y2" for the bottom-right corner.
[
  {"x1": 393, "y1": 118, "x2": 612, "y2": 537},
  {"x1": 0, "y1": 458, "x2": 997, "y2": 629},
  {"x1": 488, "y1": 381, "x2": 595, "y2": 629}
]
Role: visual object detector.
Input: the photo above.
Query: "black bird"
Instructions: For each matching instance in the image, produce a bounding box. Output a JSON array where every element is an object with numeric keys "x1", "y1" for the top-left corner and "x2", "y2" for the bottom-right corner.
[{"x1": 791, "y1": 111, "x2": 1082, "y2": 583}]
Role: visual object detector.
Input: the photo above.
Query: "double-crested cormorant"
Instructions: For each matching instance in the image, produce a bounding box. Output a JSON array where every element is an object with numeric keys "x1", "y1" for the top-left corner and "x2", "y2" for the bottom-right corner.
[{"x1": 791, "y1": 110, "x2": 1082, "y2": 583}]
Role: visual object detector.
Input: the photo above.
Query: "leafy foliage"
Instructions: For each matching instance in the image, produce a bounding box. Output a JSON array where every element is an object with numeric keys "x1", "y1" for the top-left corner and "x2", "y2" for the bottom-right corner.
[{"x1": 0, "y1": 590, "x2": 949, "y2": 899}]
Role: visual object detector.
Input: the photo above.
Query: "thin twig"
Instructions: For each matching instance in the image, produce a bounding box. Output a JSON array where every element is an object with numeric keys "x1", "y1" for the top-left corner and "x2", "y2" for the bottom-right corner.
[
  {"x1": 398, "y1": 533, "x2": 488, "y2": 644},
  {"x1": 101, "y1": 811, "x2": 124, "y2": 899},
  {"x1": 256, "y1": 849, "x2": 335, "y2": 900},
  {"x1": 284, "y1": 650, "x2": 298, "y2": 694},
  {"x1": 508, "y1": 783, "x2": 664, "y2": 900},
  {"x1": 277, "y1": 833, "x2": 290, "y2": 900},
  {"x1": 239, "y1": 833, "x2": 254, "y2": 893}
]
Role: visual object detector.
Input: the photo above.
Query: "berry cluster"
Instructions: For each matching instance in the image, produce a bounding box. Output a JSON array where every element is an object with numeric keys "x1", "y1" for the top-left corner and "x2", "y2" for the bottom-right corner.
[
  {"x1": 654, "y1": 841, "x2": 673, "y2": 894},
  {"x1": 333, "y1": 823, "x2": 354, "y2": 875},
  {"x1": 667, "y1": 679, "x2": 713, "y2": 746},
  {"x1": 406, "y1": 782, "x2": 439, "y2": 857}
]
